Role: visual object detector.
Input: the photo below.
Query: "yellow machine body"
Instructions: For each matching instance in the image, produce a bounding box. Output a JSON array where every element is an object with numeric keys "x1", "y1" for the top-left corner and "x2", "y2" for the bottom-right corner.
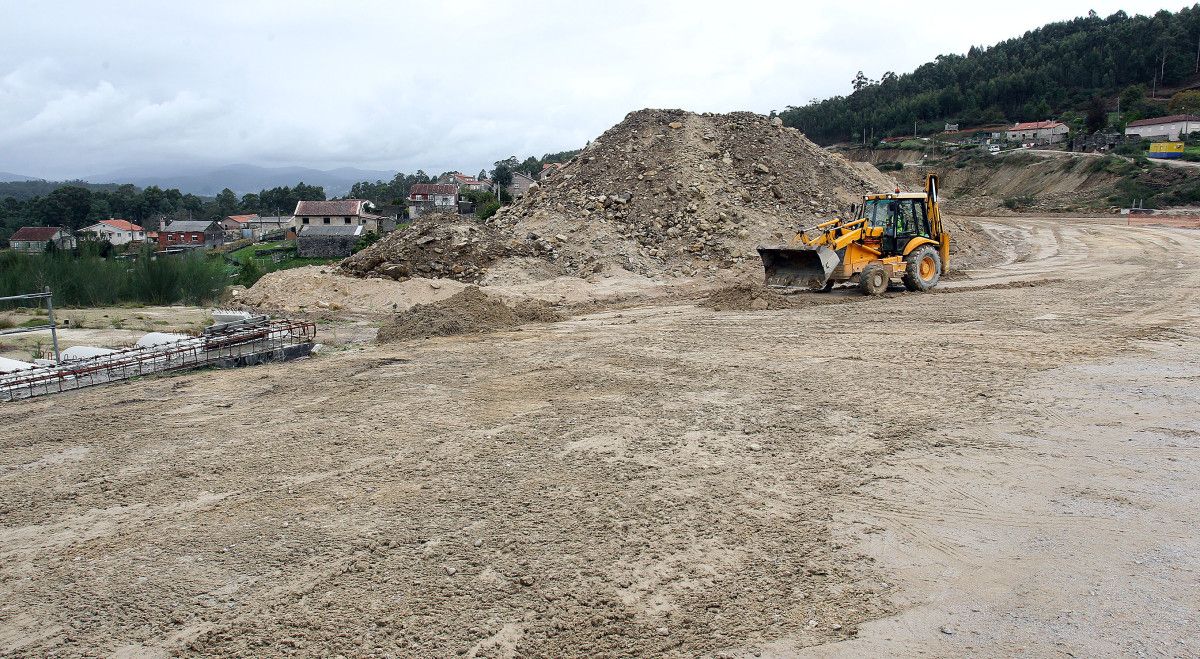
[{"x1": 758, "y1": 173, "x2": 951, "y2": 294}]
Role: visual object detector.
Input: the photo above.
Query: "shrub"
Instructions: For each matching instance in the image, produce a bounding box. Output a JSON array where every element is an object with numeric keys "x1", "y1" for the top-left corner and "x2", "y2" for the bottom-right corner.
[
  {"x1": 0, "y1": 250, "x2": 228, "y2": 308},
  {"x1": 1001, "y1": 195, "x2": 1035, "y2": 210},
  {"x1": 354, "y1": 232, "x2": 380, "y2": 253},
  {"x1": 476, "y1": 200, "x2": 501, "y2": 220}
]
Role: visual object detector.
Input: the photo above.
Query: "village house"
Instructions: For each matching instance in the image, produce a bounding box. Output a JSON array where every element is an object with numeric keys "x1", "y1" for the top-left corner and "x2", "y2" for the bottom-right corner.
[
  {"x1": 1005, "y1": 120, "x2": 1069, "y2": 144},
  {"x1": 253, "y1": 215, "x2": 296, "y2": 237},
  {"x1": 1124, "y1": 114, "x2": 1200, "y2": 141},
  {"x1": 451, "y1": 172, "x2": 489, "y2": 191},
  {"x1": 505, "y1": 171, "x2": 537, "y2": 198},
  {"x1": 157, "y1": 219, "x2": 225, "y2": 250},
  {"x1": 297, "y1": 224, "x2": 363, "y2": 258},
  {"x1": 293, "y1": 200, "x2": 389, "y2": 233},
  {"x1": 538, "y1": 162, "x2": 564, "y2": 180},
  {"x1": 222, "y1": 214, "x2": 261, "y2": 239},
  {"x1": 8, "y1": 226, "x2": 76, "y2": 253},
  {"x1": 407, "y1": 184, "x2": 459, "y2": 218},
  {"x1": 80, "y1": 219, "x2": 145, "y2": 245}
]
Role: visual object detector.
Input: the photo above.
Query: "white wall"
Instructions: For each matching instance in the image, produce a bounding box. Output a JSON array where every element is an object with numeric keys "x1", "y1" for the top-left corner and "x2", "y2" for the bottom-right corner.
[
  {"x1": 88, "y1": 226, "x2": 143, "y2": 245},
  {"x1": 1126, "y1": 121, "x2": 1196, "y2": 141}
]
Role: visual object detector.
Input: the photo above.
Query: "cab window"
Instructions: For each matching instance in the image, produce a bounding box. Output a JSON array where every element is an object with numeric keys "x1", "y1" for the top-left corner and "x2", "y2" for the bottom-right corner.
[{"x1": 860, "y1": 199, "x2": 930, "y2": 236}]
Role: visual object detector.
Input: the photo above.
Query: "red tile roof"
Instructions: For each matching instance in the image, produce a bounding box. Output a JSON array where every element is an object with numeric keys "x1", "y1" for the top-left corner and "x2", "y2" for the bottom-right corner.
[
  {"x1": 225, "y1": 214, "x2": 258, "y2": 224},
  {"x1": 409, "y1": 184, "x2": 459, "y2": 196},
  {"x1": 1126, "y1": 114, "x2": 1200, "y2": 128},
  {"x1": 294, "y1": 200, "x2": 369, "y2": 216},
  {"x1": 10, "y1": 226, "x2": 65, "y2": 241},
  {"x1": 99, "y1": 219, "x2": 144, "y2": 232},
  {"x1": 1010, "y1": 121, "x2": 1065, "y2": 131}
]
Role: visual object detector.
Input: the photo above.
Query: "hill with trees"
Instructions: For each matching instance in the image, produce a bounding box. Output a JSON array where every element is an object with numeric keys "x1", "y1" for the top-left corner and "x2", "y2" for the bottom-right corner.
[
  {"x1": 346, "y1": 150, "x2": 582, "y2": 206},
  {"x1": 0, "y1": 181, "x2": 327, "y2": 245},
  {"x1": 781, "y1": 6, "x2": 1200, "y2": 144}
]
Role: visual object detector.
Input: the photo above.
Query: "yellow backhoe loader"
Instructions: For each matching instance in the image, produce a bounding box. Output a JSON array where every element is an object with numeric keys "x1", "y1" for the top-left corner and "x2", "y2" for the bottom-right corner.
[{"x1": 757, "y1": 173, "x2": 950, "y2": 295}]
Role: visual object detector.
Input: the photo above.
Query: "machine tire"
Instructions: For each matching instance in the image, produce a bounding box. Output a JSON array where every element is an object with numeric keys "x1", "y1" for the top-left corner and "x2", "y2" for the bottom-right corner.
[
  {"x1": 903, "y1": 245, "x2": 942, "y2": 291},
  {"x1": 859, "y1": 264, "x2": 889, "y2": 296}
]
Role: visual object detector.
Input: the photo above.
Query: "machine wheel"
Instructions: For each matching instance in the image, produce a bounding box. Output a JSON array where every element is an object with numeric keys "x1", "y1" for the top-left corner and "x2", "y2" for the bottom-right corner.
[
  {"x1": 859, "y1": 264, "x2": 889, "y2": 296},
  {"x1": 903, "y1": 245, "x2": 942, "y2": 291}
]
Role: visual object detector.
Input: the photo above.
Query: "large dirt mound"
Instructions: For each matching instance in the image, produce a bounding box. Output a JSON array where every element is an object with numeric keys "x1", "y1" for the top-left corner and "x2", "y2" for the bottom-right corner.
[
  {"x1": 377, "y1": 286, "x2": 562, "y2": 341},
  {"x1": 488, "y1": 109, "x2": 891, "y2": 278},
  {"x1": 239, "y1": 265, "x2": 469, "y2": 314},
  {"x1": 340, "y1": 214, "x2": 533, "y2": 283}
]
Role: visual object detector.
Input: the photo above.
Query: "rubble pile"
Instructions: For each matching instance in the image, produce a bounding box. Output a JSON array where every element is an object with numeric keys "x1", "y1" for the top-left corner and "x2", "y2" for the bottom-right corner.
[
  {"x1": 488, "y1": 108, "x2": 894, "y2": 278},
  {"x1": 340, "y1": 214, "x2": 533, "y2": 283},
  {"x1": 340, "y1": 109, "x2": 898, "y2": 284},
  {"x1": 376, "y1": 286, "x2": 562, "y2": 341}
]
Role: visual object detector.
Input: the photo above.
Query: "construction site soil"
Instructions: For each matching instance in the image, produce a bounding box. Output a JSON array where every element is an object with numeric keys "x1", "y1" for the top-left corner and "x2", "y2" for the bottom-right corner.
[
  {"x1": 3, "y1": 107, "x2": 1198, "y2": 657},
  {"x1": 377, "y1": 287, "x2": 563, "y2": 341},
  {"x1": 2, "y1": 215, "x2": 1198, "y2": 658}
]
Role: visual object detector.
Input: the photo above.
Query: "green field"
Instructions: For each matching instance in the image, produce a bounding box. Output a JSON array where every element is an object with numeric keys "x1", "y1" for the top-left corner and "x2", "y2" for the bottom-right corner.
[{"x1": 228, "y1": 239, "x2": 341, "y2": 286}]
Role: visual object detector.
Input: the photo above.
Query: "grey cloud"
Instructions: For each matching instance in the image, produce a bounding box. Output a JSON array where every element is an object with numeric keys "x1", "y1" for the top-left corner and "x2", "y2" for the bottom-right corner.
[{"x1": 0, "y1": 0, "x2": 1177, "y2": 180}]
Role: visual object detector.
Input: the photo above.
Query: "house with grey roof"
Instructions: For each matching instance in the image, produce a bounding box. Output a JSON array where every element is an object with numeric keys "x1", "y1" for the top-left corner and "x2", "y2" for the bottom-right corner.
[
  {"x1": 8, "y1": 226, "x2": 76, "y2": 253},
  {"x1": 157, "y1": 220, "x2": 225, "y2": 250}
]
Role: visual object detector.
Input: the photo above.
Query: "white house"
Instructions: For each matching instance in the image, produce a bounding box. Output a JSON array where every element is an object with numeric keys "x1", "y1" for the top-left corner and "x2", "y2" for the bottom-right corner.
[
  {"x1": 80, "y1": 219, "x2": 145, "y2": 245},
  {"x1": 1124, "y1": 114, "x2": 1200, "y2": 141},
  {"x1": 293, "y1": 199, "x2": 387, "y2": 233},
  {"x1": 407, "y1": 184, "x2": 459, "y2": 218},
  {"x1": 1005, "y1": 120, "x2": 1069, "y2": 144},
  {"x1": 451, "y1": 173, "x2": 489, "y2": 191}
]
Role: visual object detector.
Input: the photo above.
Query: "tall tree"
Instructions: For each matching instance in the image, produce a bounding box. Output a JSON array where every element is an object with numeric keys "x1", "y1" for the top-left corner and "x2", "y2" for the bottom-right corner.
[
  {"x1": 850, "y1": 71, "x2": 869, "y2": 92},
  {"x1": 1085, "y1": 96, "x2": 1107, "y2": 133},
  {"x1": 215, "y1": 188, "x2": 239, "y2": 217}
]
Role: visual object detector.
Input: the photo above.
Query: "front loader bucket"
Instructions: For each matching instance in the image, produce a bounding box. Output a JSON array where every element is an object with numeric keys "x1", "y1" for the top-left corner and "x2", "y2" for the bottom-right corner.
[{"x1": 757, "y1": 246, "x2": 841, "y2": 290}]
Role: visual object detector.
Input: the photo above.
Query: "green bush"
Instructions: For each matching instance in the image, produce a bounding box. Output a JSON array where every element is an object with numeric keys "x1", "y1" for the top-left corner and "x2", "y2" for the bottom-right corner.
[
  {"x1": 354, "y1": 232, "x2": 380, "y2": 253},
  {"x1": 1113, "y1": 142, "x2": 1144, "y2": 157},
  {"x1": 1001, "y1": 195, "x2": 1035, "y2": 210},
  {"x1": 875, "y1": 161, "x2": 904, "y2": 172},
  {"x1": 235, "y1": 259, "x2": 265, "y2": 287},
  {"x1": 476, "y1": 201, "x2": 501, "y2": 220}
]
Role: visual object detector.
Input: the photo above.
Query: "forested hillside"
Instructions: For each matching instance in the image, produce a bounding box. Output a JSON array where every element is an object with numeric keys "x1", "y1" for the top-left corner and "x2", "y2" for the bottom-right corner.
[{"x1": 781, "y1": 7, "x2": 1200, "y2": 144}]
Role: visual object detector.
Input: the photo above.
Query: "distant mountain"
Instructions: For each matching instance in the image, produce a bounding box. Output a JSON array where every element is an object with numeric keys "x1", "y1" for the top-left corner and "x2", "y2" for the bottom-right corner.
[
  {"x1": 86, "y1": 163, "x2": 395, "y2": 197},
  {"x1": 0, "y1": 179, "x2": 123, "y2": 201},
  {"x1": 0, "y1": 171, "x2": 37, "y2": 183}
]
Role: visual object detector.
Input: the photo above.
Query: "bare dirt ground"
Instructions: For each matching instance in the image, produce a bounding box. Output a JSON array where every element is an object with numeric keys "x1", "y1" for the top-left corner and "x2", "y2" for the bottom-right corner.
[{"x1": 1, "y1": 215, "x2": 1198, "y2": 657}]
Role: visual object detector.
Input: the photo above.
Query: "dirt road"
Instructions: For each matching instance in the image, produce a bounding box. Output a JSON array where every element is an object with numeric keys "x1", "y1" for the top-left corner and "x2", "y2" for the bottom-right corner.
[{"x1": 1, "y1": 215, "x2": 1198, "y2": 657}]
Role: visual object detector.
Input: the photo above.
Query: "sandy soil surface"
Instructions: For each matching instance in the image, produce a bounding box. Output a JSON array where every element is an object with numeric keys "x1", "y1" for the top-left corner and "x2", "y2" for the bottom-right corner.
[{"x1": 1, "y1": 216, "x2": 1198, "y2": 657}]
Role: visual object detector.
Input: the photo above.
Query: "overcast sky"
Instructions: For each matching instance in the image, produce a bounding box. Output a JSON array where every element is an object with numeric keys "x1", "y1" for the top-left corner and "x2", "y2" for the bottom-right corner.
[{"x1": 0, "y1": 0, "x2": 1182, "y2": 179}]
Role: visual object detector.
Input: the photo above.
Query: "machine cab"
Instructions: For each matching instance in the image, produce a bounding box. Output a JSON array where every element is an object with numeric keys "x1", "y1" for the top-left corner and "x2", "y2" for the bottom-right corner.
[{"x1": 858, "y1": 194, "x2": 933, "y2": 255}]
